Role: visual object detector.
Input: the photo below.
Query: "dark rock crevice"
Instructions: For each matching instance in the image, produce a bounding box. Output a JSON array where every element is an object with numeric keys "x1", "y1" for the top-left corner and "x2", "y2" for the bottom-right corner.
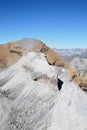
[{"x1": 57, "y1": 76, "x2": 63, "y2": 91}]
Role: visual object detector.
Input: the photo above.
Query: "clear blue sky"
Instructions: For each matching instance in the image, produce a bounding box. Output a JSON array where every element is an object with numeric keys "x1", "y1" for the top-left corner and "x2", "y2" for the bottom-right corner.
[{"x1": 0, "y1": 0, "x2": 87, "y2": 48}]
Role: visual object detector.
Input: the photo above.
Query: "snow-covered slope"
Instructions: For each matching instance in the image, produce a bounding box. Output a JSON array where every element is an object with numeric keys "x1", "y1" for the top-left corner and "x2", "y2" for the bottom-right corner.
[
  {"x1": 0, "y1": 52, "x2": 87, "y2": 130},
  {"x1": 49, "y1": 82, "x2": 87, "y2": 130}
]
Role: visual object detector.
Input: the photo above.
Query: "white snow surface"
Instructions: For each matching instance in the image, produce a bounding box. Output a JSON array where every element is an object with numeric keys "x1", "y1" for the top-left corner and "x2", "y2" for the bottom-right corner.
[
  {"x1": 0, "y1": 52, "x2": 87, "y2": 130},
  {"x1": 49, "y1": 82, "x2": 87, "y2": 130}
]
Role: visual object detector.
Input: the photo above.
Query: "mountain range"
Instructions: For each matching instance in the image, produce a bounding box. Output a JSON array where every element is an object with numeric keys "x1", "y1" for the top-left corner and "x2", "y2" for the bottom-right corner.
[
  {"x1": 54, "y1": 48, "x2": 87, "y2": 58},
  {"x1": 54, "y1": 48, "x2": 87, "y2": 74}
]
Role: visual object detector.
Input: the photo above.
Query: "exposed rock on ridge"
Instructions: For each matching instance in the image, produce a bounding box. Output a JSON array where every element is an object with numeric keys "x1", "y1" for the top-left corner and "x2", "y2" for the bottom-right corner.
[
  {"x1": 33, "y1": 42, "x2": 64, "y2": 66},
  {"x1": 0, "y1": 42, "x2": 24, "y2": 68},
  {"x1": 0, "y1": 38, "x2": 65, "y2": 68}
]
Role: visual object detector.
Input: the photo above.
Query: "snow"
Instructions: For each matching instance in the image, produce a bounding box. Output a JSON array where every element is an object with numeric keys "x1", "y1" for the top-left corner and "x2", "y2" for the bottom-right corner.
[
  {"x1": 0, "y1": 52, "x2": 87, "y2": 130},
  {"x1": 50, "y1": 82, "x2": 87, "y2": 130},
  {"x1": 21, "y1": 52, "x2": 57, "y2": 78}
]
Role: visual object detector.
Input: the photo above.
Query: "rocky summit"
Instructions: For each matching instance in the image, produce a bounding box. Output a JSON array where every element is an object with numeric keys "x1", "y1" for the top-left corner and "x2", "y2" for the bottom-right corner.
[{"x1": 0, "y1": 38, "x2": 87, "y2": 130}]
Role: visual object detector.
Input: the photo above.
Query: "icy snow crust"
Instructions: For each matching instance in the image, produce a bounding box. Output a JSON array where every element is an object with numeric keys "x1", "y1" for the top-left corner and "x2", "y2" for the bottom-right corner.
[{"x1": 0, "y1": 52, "x2": 87, "y2": 130}]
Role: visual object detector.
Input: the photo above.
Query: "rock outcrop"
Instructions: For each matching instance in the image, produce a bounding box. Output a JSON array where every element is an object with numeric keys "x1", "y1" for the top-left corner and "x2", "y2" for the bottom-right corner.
[
  {"x1": 33, "y1": 42, "x2": 64, "y2": 66},
  {"x1": 0, "y1": 42, "x2": 24, "y2": 69}
]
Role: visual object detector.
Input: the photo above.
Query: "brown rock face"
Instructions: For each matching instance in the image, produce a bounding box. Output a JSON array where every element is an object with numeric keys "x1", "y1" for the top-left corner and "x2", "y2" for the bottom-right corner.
[
  {"x1": 65, "y1": 65, "x2": 87, "y2": 92},
  {"x1": 34, "y1": 42, "x2": 65, "y2": 67},
  {"x1": 0, "y1": 42, "x2": 25, "y2": 69}
]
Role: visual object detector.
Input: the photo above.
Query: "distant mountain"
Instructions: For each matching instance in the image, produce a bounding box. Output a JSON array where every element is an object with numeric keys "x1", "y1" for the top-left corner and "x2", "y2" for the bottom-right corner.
[
  {"x1": 54, "y1": 48, "x2": 87, "y2": 71},
  {"x1": 54, "y1": 48, "x2": 87, "y2": 58}
]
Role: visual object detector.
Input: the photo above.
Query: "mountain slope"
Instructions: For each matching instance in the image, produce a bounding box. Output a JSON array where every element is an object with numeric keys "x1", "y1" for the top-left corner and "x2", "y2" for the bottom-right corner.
[
  {"x1": 0, "y1": 38, "x2": 64, "y2": 68},
  {"x1": 0, "y1": 52, "x2": 87, "y2": 130},
  {"x1": 0, "y1": 38, "x2": 87, "y2": 92}
]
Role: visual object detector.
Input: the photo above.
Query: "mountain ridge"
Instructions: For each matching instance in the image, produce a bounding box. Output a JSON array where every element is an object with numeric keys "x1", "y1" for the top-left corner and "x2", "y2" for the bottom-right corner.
[
  {"x1": 0, "y1": 38, "x2": 87, "y2": 92},
  {"x1": 0, "y1": 51, "x2": 87, "y2": 130}
]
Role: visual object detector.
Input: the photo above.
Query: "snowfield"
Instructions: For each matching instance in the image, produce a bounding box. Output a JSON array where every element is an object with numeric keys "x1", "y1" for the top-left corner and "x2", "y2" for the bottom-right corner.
[
  {"x1": 0, "y1": 52, "x2": 87, "y2": 130},
  {"x1": 49, "y1": 82, "x2": 87, "y2": 130}
]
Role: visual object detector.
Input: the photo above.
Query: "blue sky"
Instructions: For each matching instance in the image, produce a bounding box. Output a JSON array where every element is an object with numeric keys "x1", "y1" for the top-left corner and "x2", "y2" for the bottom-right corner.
[{"x1": 0, "y1": 0, "x2": 87, "y2": 48}]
